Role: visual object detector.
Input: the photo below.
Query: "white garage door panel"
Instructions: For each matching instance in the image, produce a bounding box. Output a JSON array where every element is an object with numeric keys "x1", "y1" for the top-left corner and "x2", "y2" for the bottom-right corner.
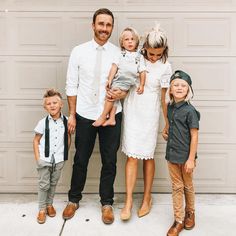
[
  {"x1": 195, "y1": 145, "x2": 236, "y2": 193},
  {"x1": 0, "y1": 1, "x2": 236, "y2": 193},
  {"x1": 1, "y1": 12, "x2": 119, "y2": 56},
  {"x1": 195, "y1": 101, "x2": 236, "y2": 144},
  {"x1": 0, "y1": 57, "x2": 67, "y2": 100},
  {"x1": 172, "y1": 57, "x2": 236, "y2": 101},
  {"x1": 0, "y1": 100, "x2": 68, "y2": 143},
  {"x1": 0, "y1": 151, "x2": 8, "y2": 184},
  {"x1": 119, "y1": 12, "x2": 236, "y2": 57},
  {"x1": 0, "y1": 146, "x2": 73, "y2": 192}
]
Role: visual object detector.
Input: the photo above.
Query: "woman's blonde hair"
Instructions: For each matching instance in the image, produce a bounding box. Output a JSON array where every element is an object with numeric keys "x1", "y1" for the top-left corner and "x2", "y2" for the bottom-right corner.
[
  {"x1": 142, "y1": 23, "x2": 168, "y2": 63},
  {"x1": 165, "y1": 81, "x2": 193, "y2": 104},
  {"x1": 119, "y1": 27, "x2": 140, "y2": 50}
]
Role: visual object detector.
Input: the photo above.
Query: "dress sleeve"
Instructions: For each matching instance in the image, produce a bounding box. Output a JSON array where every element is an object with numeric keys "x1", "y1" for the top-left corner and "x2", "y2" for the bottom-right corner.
[
  {"x1": 160, "y1": 63, "x2": 172, "y2": 88},
  {"x1": 34, "y1": 119, "x2": 44, "y2": 135}
]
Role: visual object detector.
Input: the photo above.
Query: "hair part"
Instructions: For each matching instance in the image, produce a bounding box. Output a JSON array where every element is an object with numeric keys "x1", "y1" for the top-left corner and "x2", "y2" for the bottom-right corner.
[
  {"x1": 142, "y1": 23, "x2": 169, "y2": 63},
  {"x1": 119, "y1": 27, "x2": 140, "y2": 50},
  {"x1": 93, "y1": 8, "x2": 114, "y2": 25}
]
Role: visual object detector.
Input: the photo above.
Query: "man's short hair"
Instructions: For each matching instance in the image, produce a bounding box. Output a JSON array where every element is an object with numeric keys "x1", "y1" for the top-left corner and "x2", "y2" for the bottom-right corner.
[{"x1": 93, "y1": 8, "x2": 114, "y2": 25}]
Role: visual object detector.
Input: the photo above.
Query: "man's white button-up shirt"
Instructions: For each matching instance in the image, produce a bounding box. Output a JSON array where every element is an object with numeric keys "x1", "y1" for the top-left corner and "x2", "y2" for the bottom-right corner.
[{"x1": 66, "y1": 39, "x2": 121, "y2": 120}]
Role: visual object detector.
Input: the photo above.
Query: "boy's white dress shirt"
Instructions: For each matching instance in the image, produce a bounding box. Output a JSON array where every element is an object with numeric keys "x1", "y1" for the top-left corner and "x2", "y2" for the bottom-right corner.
[{"x1": 34, "y1": 114, "x2": 66, "y2": 164}]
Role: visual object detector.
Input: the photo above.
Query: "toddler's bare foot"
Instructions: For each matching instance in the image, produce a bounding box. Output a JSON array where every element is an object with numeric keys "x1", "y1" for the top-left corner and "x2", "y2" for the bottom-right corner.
[
  {"x1": 92, "y1": 116, "x2": 106, "y2": 127},
  {"x1": 102, "y1": 119, "x2": 116, "y2": 126}
]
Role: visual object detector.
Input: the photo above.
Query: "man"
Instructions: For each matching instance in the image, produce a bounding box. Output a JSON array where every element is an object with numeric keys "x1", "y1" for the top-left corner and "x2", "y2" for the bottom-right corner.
[{"x1": 62, "y1": 8, "x2": 123, "y2": 224}]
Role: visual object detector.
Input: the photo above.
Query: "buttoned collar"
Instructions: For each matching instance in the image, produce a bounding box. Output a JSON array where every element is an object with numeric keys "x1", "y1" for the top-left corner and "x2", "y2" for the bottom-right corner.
[
  {"x1": 48, "y1": 113, "x2": 64, "y2": 121},
  {"x1": 172, "y1": 100, "x2": 187, "y2": 109},
  {"x1": 91, "y1": 38, "x2": 109, "y2": 51}
]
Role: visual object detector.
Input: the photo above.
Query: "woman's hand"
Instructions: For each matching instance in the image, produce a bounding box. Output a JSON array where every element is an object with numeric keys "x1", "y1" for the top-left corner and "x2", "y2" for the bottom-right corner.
[
  {"x1": 136, "y1": 85, "x2": 144, "y2": 94},
  {"x1": 68, "y1": 114, "x2": 76, "y2": 134},
  {"x1": 162, "y1": 124, "x2": 169, "y2": 141}
]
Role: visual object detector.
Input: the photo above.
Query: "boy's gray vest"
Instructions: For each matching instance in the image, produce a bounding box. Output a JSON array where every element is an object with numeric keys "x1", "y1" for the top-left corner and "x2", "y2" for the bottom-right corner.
[{"x1": 44, "y1": 115, "x2": 68, "y2": 161}]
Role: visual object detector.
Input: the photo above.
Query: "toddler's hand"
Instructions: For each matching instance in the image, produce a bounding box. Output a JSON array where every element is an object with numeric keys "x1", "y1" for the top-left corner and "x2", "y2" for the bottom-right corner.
[
  {"x1": 106, "y1": 81, "x2": 112, "y2": 91},
  {"x1": 136, "y1": 85, "x2": 144, "y2": 94}
]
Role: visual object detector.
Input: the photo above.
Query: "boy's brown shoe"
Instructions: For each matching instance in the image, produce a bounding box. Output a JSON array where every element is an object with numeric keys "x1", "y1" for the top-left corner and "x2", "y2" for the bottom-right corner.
[
  {"x1": 184, "y1": 211, "x2": 195, "y2": 230},
  {"x1": 167, "y1": 221, "x2": 184, "y2": 236},
  {"x1": 62, "y1": 202, "x2": 79, "y2": 220},
  {"x1": 46, "y1": 205, "x2": 56, "y2": 217},
  {"x1": 37, "y1": 210, "x2": 46, "y2": 224},
  {"x1": 101, "y1": 205, "x2": 114, "y2": 224}
]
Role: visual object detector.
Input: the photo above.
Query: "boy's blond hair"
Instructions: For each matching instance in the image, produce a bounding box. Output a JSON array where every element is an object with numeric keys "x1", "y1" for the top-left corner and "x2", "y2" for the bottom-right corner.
[{"x1": 43, "y1": 88, "x2": 62, "y2": 104}]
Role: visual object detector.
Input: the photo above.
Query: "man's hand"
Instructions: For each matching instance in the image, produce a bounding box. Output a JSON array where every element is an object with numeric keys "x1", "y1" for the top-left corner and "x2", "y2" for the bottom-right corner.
[
  {"x1": 68, "y1": 114, "x2": 76, "y2": 134},
  {"x1": 106, "y1": 88, "x2": 127, "y2": 102}
]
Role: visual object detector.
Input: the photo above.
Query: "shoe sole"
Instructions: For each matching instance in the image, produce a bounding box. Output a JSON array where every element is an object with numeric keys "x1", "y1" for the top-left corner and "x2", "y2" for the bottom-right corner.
[
  {"x1": 37, "y1": 219, "x2": 46, "y2": 224},
  {"x1": 47, "y1": 213, "x2": 56, "y2": 217},
  {"x1": 63, "y1": 212, "x2": 75, "y2": 220},
  {"x1": 184, "y1": 224, "x2": 195, "y2": 230},
  {"x1": 102, "y1": 220, "x2": 114, "y2": 224}
]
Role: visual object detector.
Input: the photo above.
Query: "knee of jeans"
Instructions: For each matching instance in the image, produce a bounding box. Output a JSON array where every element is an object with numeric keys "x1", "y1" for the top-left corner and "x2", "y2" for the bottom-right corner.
[{"x1": 39, "y1": 181, "x2": 50, "y2": 191}]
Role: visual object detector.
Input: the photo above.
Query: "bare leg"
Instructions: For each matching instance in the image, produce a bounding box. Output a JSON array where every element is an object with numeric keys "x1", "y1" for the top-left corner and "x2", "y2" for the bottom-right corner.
[
  {"x1": 92, "y1": 100, "x2": 114, "y2": 127},
  {"x1": 138, "y1": 159, "x2": 155, "y2": 217},
  {"x1": 102, "y1": 105, "x2": 117, "y2": 126},
  {"x1": 120, "y1": 157, "x2": 138, "y2": 220}
]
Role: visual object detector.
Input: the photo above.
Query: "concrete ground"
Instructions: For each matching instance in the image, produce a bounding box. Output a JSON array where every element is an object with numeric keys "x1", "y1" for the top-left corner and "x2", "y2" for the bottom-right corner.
[{"x1": 0, "y1": 193, "x2": 235, "y2": 236}]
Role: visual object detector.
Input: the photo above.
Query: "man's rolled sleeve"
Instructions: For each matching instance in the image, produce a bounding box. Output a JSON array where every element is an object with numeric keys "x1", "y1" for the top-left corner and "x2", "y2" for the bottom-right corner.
[{"x1": 65, "y1": 47, "x2": 80, "y2": 96}]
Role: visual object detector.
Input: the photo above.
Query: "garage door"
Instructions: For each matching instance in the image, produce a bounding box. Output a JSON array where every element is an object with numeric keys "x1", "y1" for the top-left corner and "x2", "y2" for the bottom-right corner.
[{"x1": 0, "y1": 0, "x2": 236, "y2": 193}]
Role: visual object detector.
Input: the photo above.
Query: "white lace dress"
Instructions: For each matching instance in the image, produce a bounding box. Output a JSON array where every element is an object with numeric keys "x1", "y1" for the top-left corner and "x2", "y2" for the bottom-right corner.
[{"x1": 121, "y1": 59, "x2": 172, "y2": 159}]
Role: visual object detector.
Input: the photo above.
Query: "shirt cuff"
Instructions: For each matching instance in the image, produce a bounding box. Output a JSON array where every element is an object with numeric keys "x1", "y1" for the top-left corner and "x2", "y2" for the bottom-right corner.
[{"x1": 66, "y1": 86, "x2": 78, "y2": 96}]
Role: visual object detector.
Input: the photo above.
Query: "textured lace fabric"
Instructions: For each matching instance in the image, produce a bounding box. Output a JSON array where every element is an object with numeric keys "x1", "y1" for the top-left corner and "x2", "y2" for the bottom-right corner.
[{"x1": 121, "y1": 60, "x2": 172, "y2": 160}]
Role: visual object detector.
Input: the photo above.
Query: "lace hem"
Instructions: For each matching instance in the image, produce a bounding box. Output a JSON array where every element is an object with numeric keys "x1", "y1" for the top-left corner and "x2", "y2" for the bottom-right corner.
[{"x1": 122, "y1": 149, "x2": 154, "y2": 160}]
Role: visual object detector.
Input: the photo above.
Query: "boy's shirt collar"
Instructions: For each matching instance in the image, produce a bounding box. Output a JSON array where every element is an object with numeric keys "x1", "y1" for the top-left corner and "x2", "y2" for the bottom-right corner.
[
  {"x1": 172, "y1": 100, "x2": 187, "y2": 109},
  {"x1": 48, "y1": 113, "x2": 64, "y2": 121}
]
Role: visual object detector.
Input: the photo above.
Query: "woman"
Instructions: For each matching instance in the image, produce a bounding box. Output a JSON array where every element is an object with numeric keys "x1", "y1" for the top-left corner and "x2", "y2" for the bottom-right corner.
[{"x1": 120, "y1": 24, "x2": 172, "y2": 220}]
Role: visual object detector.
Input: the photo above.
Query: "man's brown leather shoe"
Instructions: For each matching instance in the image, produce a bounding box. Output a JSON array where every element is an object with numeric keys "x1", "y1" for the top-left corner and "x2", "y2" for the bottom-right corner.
[
  {"x1": 101, "y1": 205, "x2": 114, "y2": 224},
  {"x1": 62, "y1": 202, "x2": 79, "y2": 220},
  {"x1": 184, "y1": 211, "x2": 195, "y2": 230},
  {"x1": 37, "y1": 210, "x2": 46, "y2": 224},
  {"x1": 167, "y1": 221, "x2": 184, "y2": 236},
  {"x1": 46, "y1": 205, "x2": 56, "y2": 217}
]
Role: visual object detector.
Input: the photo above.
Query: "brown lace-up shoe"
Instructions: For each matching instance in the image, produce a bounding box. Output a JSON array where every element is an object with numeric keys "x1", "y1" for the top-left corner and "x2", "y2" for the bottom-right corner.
[
  {"x1": 46, "y1": 205, "x2": 56, "y2": 217},
  {"x1": 37, "y1": 210, "x2": 46, "y2": 224},
  {"x1": 62, "y1": 202, "x2": 79, "y2": 220},
  {"x1": 184, "y1": 211, "x2": 195, "y2": 230},
  {"x1": 101, "y1": 205, "x2": 114, "y2": 224},
  {"x1": 167, "y1": 221, "x2": 184, "y2": 236}
]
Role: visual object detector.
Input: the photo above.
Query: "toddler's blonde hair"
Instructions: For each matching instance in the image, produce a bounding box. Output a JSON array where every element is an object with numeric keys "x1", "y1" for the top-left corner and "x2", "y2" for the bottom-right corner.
[{"x1": 119, "y1": 27, "x2": 140, "y2": 50}]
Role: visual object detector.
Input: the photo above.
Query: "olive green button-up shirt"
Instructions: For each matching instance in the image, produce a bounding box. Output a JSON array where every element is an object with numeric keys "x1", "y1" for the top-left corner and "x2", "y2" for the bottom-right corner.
[{"x1": 165, "y1": 101, "x2": 200, "y2": 164}]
